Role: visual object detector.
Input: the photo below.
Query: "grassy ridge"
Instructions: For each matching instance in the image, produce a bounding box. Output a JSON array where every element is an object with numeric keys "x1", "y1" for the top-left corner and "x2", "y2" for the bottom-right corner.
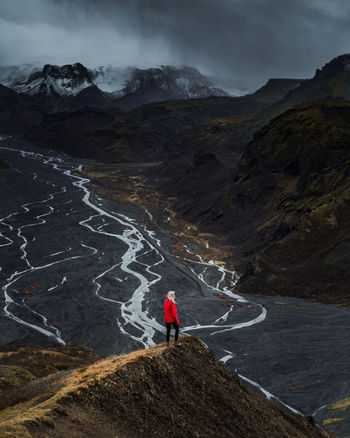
[{"x1": 0, "y1": 338, "x2": 331, "y2": 438}]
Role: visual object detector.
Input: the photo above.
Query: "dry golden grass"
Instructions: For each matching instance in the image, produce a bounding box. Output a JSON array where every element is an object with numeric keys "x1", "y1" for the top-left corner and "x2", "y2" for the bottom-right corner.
[{"x1": 0, "y1": 342, "x2": 168, "y2": 437}]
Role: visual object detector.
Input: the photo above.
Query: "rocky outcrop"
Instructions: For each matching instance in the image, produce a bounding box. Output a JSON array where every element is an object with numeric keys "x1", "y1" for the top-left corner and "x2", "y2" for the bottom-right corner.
[{"x1": 0, "y1": 337, "x2": 331, "y2": 438}]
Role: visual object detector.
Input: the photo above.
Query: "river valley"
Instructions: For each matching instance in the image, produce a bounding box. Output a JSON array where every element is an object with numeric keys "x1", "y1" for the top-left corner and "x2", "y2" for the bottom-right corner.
[{"x1": 0, "y1": 136, "x2": 350, "y2": 435}]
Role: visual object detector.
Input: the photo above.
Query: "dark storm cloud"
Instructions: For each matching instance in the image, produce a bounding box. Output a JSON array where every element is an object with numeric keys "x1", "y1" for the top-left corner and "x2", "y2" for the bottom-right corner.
[{"x1": 1, "y1": 0, "x2": 350, "y2": 90}]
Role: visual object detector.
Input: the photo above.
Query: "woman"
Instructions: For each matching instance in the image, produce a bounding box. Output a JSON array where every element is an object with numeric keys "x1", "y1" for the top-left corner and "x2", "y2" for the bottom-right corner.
[{"x1": 164, "y1": 291, "x2": 181, "y2": 347}]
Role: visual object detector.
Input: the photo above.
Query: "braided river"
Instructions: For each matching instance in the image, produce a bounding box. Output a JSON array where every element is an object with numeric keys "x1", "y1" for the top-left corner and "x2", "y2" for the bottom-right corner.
[{"x1": 1, "y1": 136, "x2": 350, "y2": 433}]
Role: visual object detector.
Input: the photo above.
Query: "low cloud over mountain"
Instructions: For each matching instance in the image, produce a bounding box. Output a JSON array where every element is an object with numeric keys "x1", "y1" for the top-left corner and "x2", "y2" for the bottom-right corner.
[{"x1": 1, "y1": 0, "x2": 350, "y2": 90}]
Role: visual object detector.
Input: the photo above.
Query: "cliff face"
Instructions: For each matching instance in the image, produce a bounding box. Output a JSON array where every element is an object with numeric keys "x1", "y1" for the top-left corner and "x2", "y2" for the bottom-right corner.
[{"x1": 0, "y1": 337, "x2": 331, "y2": 438}]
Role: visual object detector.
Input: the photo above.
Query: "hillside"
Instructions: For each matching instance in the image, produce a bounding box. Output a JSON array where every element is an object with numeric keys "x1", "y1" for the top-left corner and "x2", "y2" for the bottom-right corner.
[
  {"x1": 24, "y1": 98, "x2": 256, "y2": 163},
  {"x1": 159, "y1": 103, "x2": 350, "y2": 304},
  {"x1": 0, "y1": 337, "x2": 331, "y2": 438},
  {"x1": 0, "y1": 84, "x2": 45, "y2": 134}
]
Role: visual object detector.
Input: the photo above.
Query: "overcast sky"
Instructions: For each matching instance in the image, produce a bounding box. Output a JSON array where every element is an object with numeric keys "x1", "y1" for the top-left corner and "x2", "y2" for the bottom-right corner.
[{"x1": 1, "y1": 0, "x2": 350, "y2": 91}]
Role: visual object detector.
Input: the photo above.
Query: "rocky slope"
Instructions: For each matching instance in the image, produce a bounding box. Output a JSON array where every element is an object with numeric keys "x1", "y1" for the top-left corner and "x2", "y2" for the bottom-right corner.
[
  {"x1": 160, "y1": 103, "x2": 350, "y2": 305},
  {"x1": 0, "y1": 337, "x2": 331, "y2": 438}
]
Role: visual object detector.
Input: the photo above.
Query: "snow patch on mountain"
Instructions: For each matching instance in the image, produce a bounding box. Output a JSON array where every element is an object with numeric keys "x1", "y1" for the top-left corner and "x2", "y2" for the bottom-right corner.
[
  {"x1": 9, "y1": 63, "x2": 94, "y2": 96},
  {"x1": 90, "y1": 65, "x2": 133, "y2": 93},
  {"x1": 115, "y1": 65, "x2": 229, "y2": 100},
  {"x1": 0, "y1": 62, "x2": 230, "y2": 103}
]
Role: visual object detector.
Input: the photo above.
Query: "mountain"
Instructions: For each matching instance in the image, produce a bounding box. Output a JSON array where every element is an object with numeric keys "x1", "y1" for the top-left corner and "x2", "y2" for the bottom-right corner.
[
  {"x1": 249, "y1": 78, "x2": 303, "y2": 104},
  {"x1": 26, "y1": 77, "x2": 303, "y2": 164},
  {"x1": 0, "y1": 337, "x2": 331, "y2": 438},
  {"x1": 11, "y1": 63, "x2": 94, "y2": 96},
  {"x1": 3, "y1": 54, "x2": 350, "y2": 134},
  {"x1": 0, "y1": 67, "x2": 303, "y2": 165},
  {"x1": 1, "y1": 63, "x2": 230, "y2": 112},
  {"x1": 112, "y1": 65, "x2": 229, "y2": 110}
]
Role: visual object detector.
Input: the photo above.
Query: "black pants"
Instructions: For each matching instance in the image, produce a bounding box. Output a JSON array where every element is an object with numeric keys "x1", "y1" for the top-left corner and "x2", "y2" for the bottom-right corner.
[{"x1": 166, "y1": 321, "x2": 179, "y2": 342}]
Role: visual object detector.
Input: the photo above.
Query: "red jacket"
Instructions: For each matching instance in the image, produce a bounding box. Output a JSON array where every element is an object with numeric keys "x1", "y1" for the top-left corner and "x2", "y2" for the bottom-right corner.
[{"x1": 164, "y1": 297, "x2": 179, "y2": 324}]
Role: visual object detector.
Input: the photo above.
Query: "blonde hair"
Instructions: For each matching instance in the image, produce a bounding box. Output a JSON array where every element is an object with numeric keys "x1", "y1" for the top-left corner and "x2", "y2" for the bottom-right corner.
[{"x1": 167, "y1": 291, "x2": 176, "y2": 302}]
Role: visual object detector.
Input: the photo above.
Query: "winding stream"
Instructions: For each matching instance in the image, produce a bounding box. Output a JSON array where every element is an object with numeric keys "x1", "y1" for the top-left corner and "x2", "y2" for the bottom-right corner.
[{"x1": 1, "y1": 136, "x2": 350, "y2": 433}]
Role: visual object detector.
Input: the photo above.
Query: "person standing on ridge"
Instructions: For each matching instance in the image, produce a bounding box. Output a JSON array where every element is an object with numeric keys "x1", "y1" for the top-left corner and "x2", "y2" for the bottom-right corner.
[{"x1": 164, "y1": 291, "x2": 181, "y2": 347}]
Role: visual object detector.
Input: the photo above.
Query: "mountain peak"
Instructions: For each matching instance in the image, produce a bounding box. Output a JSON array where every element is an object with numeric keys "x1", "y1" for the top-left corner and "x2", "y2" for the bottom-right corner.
[
  {"x1": 113, "y1": 64, "x2": 228, "y2": 110},
  {"x1": 13, "y1": 62, "x2": 94, "y2": 96},
  {"x1": 314, "y1": 53, "x2": 350, "y2": 80},
  {"x1": 41, "y1": 62, "x2": 91, "y2": 79}
]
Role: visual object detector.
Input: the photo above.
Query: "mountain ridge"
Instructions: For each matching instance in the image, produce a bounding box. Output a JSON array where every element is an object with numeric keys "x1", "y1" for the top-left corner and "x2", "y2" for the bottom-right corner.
[
  {"x1": 25, "y1": 77, "x2": 303, "y2": 163},
  {"x1": 1, "y1": 62, "x2": 230, "y2": 112},
  {"x1": 257, "y1": 53, "x2": 350, "y2": 124}
]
